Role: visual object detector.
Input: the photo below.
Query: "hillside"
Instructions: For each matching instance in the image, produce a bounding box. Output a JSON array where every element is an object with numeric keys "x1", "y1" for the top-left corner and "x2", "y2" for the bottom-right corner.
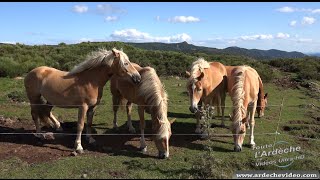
[{"x1": 127, "y1": 41, "x2": 307, "y2": 60}]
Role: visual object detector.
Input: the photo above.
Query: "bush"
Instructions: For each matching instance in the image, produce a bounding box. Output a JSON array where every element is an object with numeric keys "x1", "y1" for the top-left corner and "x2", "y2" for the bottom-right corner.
[{"x1": 0, "y1": 57, "x2": 27, "y2": 77}]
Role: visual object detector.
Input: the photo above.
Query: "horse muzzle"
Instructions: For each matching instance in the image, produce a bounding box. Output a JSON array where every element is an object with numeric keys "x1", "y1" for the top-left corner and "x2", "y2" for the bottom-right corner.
[
  {"x1": 158, "y1": 151, "x2": 169, "y2": 159},
  {"x1": 234, "y1": 145, "x2": 242, "y2": 152},
  {"x1": 132, "y1": 74, "x2": 141, "y2": 84},
  {"x1": 189, "y1": 106, "x2": 198, "y2": 114}
]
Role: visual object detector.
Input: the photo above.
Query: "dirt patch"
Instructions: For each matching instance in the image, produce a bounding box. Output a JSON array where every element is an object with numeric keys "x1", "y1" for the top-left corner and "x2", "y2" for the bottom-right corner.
[
  {"x1": 273, "y1": 75, "x2": 299, "y2": 89},
  {"x1": 0, "y1": 115, "x2": 205, "y2": 165}
]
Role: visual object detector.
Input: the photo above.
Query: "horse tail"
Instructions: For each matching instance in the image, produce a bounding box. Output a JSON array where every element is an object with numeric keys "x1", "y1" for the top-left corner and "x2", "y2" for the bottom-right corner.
[
  {"x1": 257, "y1": 76, "x2": 264, "y2": 108},
  {"x1": 24, "y1": 68, "x2": 54, "y2": 128}
]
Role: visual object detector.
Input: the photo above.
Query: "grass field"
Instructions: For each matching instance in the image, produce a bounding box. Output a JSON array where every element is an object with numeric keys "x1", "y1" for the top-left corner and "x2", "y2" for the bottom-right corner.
[{"x1": 0, "y1": 73, "x2": 319, "y2": 179}]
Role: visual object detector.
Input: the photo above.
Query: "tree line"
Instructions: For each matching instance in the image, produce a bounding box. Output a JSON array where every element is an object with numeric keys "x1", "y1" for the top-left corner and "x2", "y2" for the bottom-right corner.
[{"x1": 1, "y1": 41, "x2": 319, "y2": 83}]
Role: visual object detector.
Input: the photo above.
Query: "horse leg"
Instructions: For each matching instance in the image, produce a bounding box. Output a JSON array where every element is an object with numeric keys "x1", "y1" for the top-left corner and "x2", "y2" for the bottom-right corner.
[
  {"x1": 138, "y1": 106, "x2": 147, "y2": 152},
  {"x1": 126, "y1": 102, "x2": 136, "y2": 133},
  {"x1": 31, "y1": 106, "x2": 43, "y2": 139},
  {"x1": 195, "y1": 111, "x2": 202, "y2": 134},
  {"x1": 45, "y1": 104, "x2": 62, "y2": 132},
  {"x1": 112, "y1": 95, "x2": 120, "y2": 130},
  {"x1": 75, "y1": 104, "x2": 89, "y2": 154},
  {"x1": 248, "y1": 102, "x2": 256, "y2": 149},
  {"x1": 221, "y1": 91, "x2": 226, "y2": 127},
  {"x1": 86, "y1": 106, "x2": 96, "y2": 145}
]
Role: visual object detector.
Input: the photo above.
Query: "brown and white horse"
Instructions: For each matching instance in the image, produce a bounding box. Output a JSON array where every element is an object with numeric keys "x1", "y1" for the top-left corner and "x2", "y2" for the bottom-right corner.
[
  {"x1": 186, "y1": 58, "x2": 228, "y2": 133},
  {"x1": 24, "y1": 48, "x2": 141, "y2": 154},
  {"x1": 110, "y1": 66, "x2": 173, "y2": 159}
]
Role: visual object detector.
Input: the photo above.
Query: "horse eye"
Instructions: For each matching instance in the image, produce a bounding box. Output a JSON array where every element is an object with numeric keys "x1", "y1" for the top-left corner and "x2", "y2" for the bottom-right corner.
[
  {"x1": 197, "y1": 88, "x2": 202, "y2": 92},
  {"x1": 124, "y1": 62, "x2": 129, "y2": 66}
]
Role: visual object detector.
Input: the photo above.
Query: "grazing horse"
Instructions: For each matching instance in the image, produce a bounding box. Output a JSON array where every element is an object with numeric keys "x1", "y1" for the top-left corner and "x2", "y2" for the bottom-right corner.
[
  {"x1": 24, "y1": 48, "x2": 141, "y2": 154},
  {"x1": 227, "y1": 65, "x2": 263, "y2": 152},
  {"x1": 225, "y1": 66, "x2": 268, "y2": 119},
  {"x1": 186, "y1": 58, "x2": 228, "y2": 133},
  {"x1": 110, "y1": 66, "x2": 173, "y2": 159}
]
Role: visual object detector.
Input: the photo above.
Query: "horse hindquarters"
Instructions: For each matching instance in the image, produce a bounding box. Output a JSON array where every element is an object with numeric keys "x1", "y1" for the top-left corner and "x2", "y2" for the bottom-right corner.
[{"x1": 24, "y1": 71, "x2": 53, "y2": 131}]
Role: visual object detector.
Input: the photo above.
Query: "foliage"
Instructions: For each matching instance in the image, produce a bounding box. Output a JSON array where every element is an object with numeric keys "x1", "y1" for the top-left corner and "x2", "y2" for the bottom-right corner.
[
  {"x1": 1, "y1": 41, "x2": 317, "y2": 83},
  {"x1": 268, "y1": 57, "x2": 320, "y2": 81}
]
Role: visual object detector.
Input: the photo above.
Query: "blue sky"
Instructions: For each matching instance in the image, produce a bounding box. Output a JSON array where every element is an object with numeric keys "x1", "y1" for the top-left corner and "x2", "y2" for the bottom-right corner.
[{"x1": 1, "y1": 2, "x2": 320, "y2": 53}]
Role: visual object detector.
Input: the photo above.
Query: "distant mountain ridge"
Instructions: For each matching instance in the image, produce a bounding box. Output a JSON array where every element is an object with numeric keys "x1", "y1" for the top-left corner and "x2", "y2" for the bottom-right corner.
[{"x1": 127, "y1": 41, "x2": 307, "y2": 60}]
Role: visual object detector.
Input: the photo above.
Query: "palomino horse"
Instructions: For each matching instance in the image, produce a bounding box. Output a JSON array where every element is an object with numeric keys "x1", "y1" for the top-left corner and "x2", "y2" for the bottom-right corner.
[
  {"x1": 24, "y1": 48, "x2": 141, "y2": 154},
  {"x1": 110, "y1": 65, "x2": 173, "y2": 159},
  {"x1": 227, "y1": 65, "x2": 265, "y2": 152},
  {"x1": 186, "y1": 58, "x2": 228, "y2": 133},
  {"x1": 225, "y1": 66, "x2": 268, "y2": 119}
]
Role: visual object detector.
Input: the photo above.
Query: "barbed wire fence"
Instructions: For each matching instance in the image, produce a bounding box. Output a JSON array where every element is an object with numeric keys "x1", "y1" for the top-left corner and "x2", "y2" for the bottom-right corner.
[{"x1": 0, "y1": 80, "x2": 319, "y2": 143}]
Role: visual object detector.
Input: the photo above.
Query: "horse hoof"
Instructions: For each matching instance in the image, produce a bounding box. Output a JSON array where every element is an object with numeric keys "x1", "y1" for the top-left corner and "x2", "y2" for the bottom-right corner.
[
  {"x1": 76, "y1": 149, "x2": 84, "y2": 154},
  {"x1": 56, "y1": 126, "x2": 63, "y2": 132},
  {"x1": 129, "y1": 128, "x2": 136, "y2": 134},
  {"x1": 34, "y1": 133, "x2": 45, "y2": 140},
  {"x1": 113, "y1": 127, "x2": 119, "y2": 131},
  {"x1": 195, "y1": 128, "x2": 201, "y2": 134},
  {"x1": 139, "y1": 146, "x2": 147, "y2": 153},
  {"x1": 89, "y1": 141, "x2": 97, "y2": 147},
  {"x1": 250, "y1": 144, "x2": 256, "y2": 149}
]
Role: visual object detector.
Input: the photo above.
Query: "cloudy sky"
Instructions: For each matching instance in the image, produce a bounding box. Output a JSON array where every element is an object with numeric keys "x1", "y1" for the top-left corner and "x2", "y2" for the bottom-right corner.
[{"x1": 1, "y1": 2, "x2": 320, "y2": 53}]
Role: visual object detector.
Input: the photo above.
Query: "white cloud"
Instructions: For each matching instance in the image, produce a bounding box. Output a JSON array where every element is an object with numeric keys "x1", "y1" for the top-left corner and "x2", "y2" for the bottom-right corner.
[
  {"x1": 276, "y1": 7, "x2": 320, "y2": 14},
  {"x1": 73, "y1": 5, "x2": 88, "y2": 13},
  {"x1": 96, "y1": 4, "x2": 126, "y2": 14},
  {"x1": 168, "y1": 16, "x2": 200, "y2": 23},
  {"x1": 0, "y1": 41, "x2": 16, "y2": 44},
  {"x1": 290, "y1": 20, "x2": 297, "y2": 27},
  {"x1": 311, "y1": 9, "x2": 320, "y2": 14},
  {"x1": 105, "y1": 16, "x2": 118, "y2": 22},
  {"x1": 276, "y1": 6, "x2": 295, "y2": 13},
  {"x1": 276, "y1": 33, "x2": 290, "y2": 39},
  {"x1": 297, "y1": 38, "x2": 312, "y2": 43},
  {"x1": 156, "y1": 16, "x2": 160, "y2": 21},
  {"x1": 240, "y1": 34, "x2": 273, "y2": 41},
  {"x1": 302, "y1": 16, "x2": 316, "y2": 25},
  {"x1": 110, "y1": 29, "x2": 191, "y2": 43}
]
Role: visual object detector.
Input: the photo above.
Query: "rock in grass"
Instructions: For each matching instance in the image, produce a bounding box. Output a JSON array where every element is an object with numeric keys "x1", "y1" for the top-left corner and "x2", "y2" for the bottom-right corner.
[
  {"x1": 82, "y1": 174, "x2": 87, "y2": 178},
  {"x1": 44, "y1": 132, "x2": 55, "y2": 140}
]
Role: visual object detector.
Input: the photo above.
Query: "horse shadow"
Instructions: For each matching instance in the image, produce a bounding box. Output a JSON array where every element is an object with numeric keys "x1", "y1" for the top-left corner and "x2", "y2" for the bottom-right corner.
[{"x1": 0, "y1": 115, "x2": 234, "y2": 157}]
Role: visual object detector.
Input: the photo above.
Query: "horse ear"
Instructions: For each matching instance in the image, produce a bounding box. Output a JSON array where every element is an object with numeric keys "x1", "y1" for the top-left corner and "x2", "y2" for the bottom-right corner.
[
  {"x1": 169, "y1": 118, "x2": 176, "y2": 124},
  {"x1": 120, "y1": 48, "x2": 123, "y2": 52},
  {"x1": 112, "y1": 48, "x2": 120, "y2": 58},
  {"x1": 185, "y1": 71, "x2": 191, "y2": 78},
  {"x1": 264, "y1": 93, "x2": 268, "y2": 99},
  {"x1": 197, "y1": 72, "x2": 204, "y2": 80}
]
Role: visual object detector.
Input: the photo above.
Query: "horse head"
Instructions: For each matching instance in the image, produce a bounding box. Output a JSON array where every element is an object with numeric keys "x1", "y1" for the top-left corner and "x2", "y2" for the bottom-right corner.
[
  {"x1": 153, "y1": 118, "x2": 175, "y2": 159},
  {"x1": 186, "y1": 67, "x2": 205, "y2": 113},
  {"x1": 111, "y1": 48, "x2": 141, "y2": 84},
  {"x1": 257, "y1": 93, "x2": 268, "y2": 118},
  {"x1": 230, "y1": 114, "x2": 247, "y2": 152}
]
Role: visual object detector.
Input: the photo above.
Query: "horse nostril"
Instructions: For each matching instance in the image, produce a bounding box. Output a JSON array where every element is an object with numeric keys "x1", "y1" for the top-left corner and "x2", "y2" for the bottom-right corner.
[{"x1": 189, "y1": 106, "x2": 194, "y2": 113}]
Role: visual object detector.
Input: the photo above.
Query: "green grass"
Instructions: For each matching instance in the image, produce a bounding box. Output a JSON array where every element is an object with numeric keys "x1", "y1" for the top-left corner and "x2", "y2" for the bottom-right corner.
[{"x1": 0, "y1": 75, "x2": 319, "y2": 179}]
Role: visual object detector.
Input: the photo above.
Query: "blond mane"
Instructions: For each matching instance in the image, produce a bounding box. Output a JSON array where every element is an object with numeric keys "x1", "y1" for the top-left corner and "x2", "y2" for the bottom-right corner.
[
  {"x1": 231, "y1": 66, "x2": 247, "y2": 127},
  {"x1": 137, "y1": 67, "x2": 170, "y2": 139},
  {"x1": 190, "y1": 58, "x2": 210, "y2": 79},
  {"x1": 68, "y1": 48, "x2": 115, "y2": 76}
]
